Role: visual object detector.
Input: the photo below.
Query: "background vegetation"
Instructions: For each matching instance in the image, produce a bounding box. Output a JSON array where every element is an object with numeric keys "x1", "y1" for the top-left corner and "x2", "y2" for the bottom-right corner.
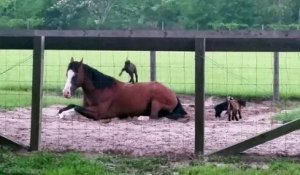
[{"x1": 0, "y1": 0, "x2": 299, "y2": 30}]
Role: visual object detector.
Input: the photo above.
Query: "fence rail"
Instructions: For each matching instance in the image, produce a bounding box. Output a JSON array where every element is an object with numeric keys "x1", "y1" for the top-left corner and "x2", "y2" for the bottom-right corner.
[
  {"x1": 0, "y1": 29, "x2": 300, "y2": 155},
  {"x1": 0, "y1": 30, "x2": 299, "y2": 51}
]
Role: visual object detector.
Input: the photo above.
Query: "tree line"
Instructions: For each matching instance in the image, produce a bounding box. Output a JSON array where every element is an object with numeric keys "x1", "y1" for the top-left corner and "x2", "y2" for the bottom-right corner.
[{"x1": 0, "y1": 0, "x2": 299, "y2": 30}]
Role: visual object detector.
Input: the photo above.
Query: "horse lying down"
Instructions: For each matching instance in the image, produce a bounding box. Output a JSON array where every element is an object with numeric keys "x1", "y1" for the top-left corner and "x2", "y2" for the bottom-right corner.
[
  {"x1": 214, "y1": 97, "x2": 246, "y2": 121},
  {"x1": 58, "y1": 57, "x2": 188, "y2": 122}
]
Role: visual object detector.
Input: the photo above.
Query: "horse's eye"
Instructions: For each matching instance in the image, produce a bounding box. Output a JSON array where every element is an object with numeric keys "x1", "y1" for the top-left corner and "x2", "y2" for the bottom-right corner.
[{"x1": 71, "y1": 75, "x2": 77, "y2": 84}]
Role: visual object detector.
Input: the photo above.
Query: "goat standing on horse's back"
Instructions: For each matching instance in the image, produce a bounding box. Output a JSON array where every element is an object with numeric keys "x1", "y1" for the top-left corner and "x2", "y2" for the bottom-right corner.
[
  {"x1": 58, "y1": 57, "x2": 188, "y2": 121},
  {"x1": 119, "y1": 59, "x2": 138, "y2": 84}
]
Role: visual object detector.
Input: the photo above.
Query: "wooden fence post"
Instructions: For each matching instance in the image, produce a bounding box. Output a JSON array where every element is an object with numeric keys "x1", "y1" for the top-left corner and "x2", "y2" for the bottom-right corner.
[
  {"x1": 195, "y1": 38, "x2": 206, "y2": 156},
  {"x1": 30, "y1": 36, "x2": 45, "y2": 151},
  {"x1": 150, "y1": 51, "x2": 156, "y2": 81},
  {"x1": 273, "y1": 52, "x2": 280, "y2": 103}
]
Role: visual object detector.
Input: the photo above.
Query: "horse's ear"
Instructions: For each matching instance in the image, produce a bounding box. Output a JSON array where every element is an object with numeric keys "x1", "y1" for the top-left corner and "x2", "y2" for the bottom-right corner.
[
  {"x1": 70, "y1": 57, "x2": 74, "y2": 62},
  {"x1": 78, "y1": 58, "x2": 84, "y2": 72}
]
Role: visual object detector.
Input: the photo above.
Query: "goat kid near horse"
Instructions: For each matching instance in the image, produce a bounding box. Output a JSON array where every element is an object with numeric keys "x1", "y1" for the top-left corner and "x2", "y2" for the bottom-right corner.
[
  {"x1": 227, "y1": 99, "x2": 242, "y2": 121},
  {"x1": 58, "y1": 58, "x2": 188, "y2": 121},
  {"x1": 214, "y1": 97, "x2": 246, "y2": 121}
]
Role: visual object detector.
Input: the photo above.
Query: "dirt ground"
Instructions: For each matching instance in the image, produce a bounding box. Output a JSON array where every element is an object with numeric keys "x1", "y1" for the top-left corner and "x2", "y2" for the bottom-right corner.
[{"x1": 1, "y1": 95, "x2": 300, "y2": 159}]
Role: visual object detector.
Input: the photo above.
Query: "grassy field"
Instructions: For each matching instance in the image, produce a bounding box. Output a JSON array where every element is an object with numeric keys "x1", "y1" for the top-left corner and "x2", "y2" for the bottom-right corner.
[
  {"x1": 1, "y1": 147, "x2": 300, "y2": 175},
  {"x1": 0, "y1": 50, "x2": 300, "y2": 108},
  {"x1": 273, "y1": 109, "x2": 300, "y2": 123}
]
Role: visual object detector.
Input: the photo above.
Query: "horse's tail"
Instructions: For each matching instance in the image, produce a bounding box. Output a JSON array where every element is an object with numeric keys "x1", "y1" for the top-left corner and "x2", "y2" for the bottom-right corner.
[{"x1": 167, "y1": 97, "x2": 187, "y2": 120}]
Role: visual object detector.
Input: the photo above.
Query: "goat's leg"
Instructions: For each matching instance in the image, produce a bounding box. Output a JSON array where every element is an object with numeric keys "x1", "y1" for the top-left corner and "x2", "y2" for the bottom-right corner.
[{"x1": 238, "y1": 109, "x2": 242, "y2": 119}]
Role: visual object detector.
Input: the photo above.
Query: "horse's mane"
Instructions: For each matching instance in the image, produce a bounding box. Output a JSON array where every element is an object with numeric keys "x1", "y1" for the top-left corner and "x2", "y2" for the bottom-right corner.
[{"x1": 82, "y1": 64, "x2": 117, "y2": 89}]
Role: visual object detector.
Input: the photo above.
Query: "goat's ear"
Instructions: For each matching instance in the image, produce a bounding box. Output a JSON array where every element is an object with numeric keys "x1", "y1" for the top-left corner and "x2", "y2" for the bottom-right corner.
[{"x1": 70, "y1": 57, "x2": 74, "y2": 62}]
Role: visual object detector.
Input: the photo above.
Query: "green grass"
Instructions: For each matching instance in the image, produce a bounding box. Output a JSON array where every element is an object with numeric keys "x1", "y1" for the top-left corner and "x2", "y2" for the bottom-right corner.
[
  {"x1": 2, "y1": 147, "x2": 300, "y2": 175},
  {"x1": 178, "y1": 160, "x2": 300, "y2": 175},
  {"x1": 271, "y1": 101, "x2": 300, "y2": 123},
  {"x1": 0, "y1": 90, "x2": 81, "y2": 109},
  {"x1": 0, "y1": 50, "x2": 300, "y2": 108},
  {"x1": 43, "y1": 95, "x2": 81, "y2": 107},
  {"x1": 273, "y1": 109, "x2": 300, "y2": 123},
  {"x1": 95, "y1": 155, "x2": 171, "y2": 174},
  {"x1": 0, "y1": 147, "x2": 171, "y2": 175},
  {"x1": 0, "y1": 149, "x2": 110, "y2": 175}
]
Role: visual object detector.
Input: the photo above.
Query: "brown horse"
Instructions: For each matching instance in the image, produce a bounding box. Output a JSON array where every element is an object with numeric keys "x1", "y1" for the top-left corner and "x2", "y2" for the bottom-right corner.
[{"x1": 58, "y1": 58, "x2": 188, "y2": 121}]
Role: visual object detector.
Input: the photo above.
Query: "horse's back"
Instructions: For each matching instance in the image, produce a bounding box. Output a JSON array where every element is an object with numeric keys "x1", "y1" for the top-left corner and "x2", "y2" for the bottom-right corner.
[
  {"x1": 120, "y1": 81, "x2": 176, "y2": 101},
  {"x1": 110, "y1": 81, "x2": 177, "y2": 116},
  {"x1": 136, "y1": 81, "x2": 177, "y2": 101}
]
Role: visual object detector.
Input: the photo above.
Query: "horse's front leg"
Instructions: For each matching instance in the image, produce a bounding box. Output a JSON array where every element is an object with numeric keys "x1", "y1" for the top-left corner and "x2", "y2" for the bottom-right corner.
[
  {"x1": 73, "y1": 106, "x2": 98, "y2": 120},
  {"x1": 58, "y1": 104, "x2": 78, "y2": 119},
  {"x1": 58, "y1": 104, "x2": 98, "y2": 120},
  {"x1": 58, "y1": 104, "x2": 77, "y2": 114},
  {"x1": 78, "y1": 106, "x2": 113, "y2": 123}
]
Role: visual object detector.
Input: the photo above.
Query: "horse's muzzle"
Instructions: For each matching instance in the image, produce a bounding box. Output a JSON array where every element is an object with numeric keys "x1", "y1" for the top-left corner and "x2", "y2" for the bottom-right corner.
[
  {"x1": 63, "y1": 85, "x2": 76, "y2": 98},
  {"x1": 63, "y1": 90, "x2": 72, "y2": 98}
]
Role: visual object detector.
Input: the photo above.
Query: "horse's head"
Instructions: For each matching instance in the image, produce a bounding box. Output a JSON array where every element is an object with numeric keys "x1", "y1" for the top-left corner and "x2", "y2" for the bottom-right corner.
[{"x1": 63, "y1": 57, "x2": 85, "y2": 98}]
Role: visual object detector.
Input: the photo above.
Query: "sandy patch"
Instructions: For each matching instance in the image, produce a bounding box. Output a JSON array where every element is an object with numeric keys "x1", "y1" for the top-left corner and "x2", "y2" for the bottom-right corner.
[{"x1": 0, "y1": 95, "x2": 299, "y2": 158}]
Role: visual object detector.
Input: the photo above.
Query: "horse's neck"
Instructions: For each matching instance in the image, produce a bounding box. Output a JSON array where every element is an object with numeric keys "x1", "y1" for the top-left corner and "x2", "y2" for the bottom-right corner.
[
  {"x1": 81, "y1": 74, "x2": 122, "y2": 93},
  {"x1": 81, "y1": 75, "x2": 99, "y2": 91},
  {"x1": 81, "y1": 80, "x2": 123, "y2": 106}
]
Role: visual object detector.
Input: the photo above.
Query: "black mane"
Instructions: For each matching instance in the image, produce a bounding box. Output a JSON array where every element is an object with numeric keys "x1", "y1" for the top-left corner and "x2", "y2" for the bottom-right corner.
[
  {"x1": 83, "y1": 64, "x2": 117, "y2": 89},
  {"x1": 68, "y1": 62, "x2": 117, "y2": 89}
]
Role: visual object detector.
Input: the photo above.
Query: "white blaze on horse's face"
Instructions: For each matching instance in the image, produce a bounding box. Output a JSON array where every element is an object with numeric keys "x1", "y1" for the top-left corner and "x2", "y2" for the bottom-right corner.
[{"x1": 63, "y1": 70, "x2": 75, "y2": 98}]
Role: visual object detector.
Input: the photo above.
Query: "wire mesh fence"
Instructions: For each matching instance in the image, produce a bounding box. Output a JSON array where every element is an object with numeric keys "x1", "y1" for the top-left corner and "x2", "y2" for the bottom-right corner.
[
  {"x1": 0, "y1": 50, "x2": 33, "y2": 147},
  {"x1": 0, "y1": 49, "x2": 300, "y2": 157},
  {"x1": 205, "y1": 52, "x2": 300, "y2": 156},
  {"x1": 40, "y1": 50, "x2": 193, "y2": 157}
]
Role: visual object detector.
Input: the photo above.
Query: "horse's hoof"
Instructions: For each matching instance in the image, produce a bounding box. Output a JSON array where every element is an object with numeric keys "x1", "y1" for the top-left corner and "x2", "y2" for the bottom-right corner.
[
  {"x1": 58, "y1": 112, "x2": 65, "y2": 119},
  {"x1": 58, "y1": 108, "x2": 76, "y2": 119}
]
